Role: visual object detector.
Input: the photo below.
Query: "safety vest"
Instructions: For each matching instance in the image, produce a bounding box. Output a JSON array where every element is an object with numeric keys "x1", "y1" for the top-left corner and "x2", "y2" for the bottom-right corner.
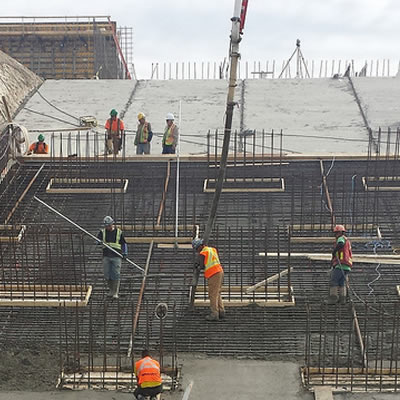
[
  {"x1": 102, "y1": 228, "x2": 122, "y2": 251},
  {"x1": 332, "y1": 235, "x2": 352, "y2": 269},
  {"x1": 163, "y1": 124, "x2": 176, "y2": 146},
  {"x1": 137, "y1": 122, "x2": 150, "y2": 143},
  {"x1": 200, "y1": 246, "x2": 223, "y2": 279},
  {"x1": 29, "y1": 141, "x2": 48, "y2": 154},
  {"x1": 106, "y1": 118, "x2": 122, "y2": 135},
  {"x1": 135, "y1": 356, "x2": 162, "y2": 388}
]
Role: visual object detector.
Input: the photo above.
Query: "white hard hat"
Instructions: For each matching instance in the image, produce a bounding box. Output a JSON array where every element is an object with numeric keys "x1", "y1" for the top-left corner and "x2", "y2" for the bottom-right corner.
[
  {"x1": 103, "y1": 216, "x2": 114, "y2": 226},
  {"x1": 166, "y1": 112, "x2": 175, "y2": 121}
]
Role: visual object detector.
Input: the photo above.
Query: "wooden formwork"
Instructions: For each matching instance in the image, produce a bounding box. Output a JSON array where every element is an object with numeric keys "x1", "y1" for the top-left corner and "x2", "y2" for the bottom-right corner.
[
  {"x1": 302, "y1": 366, "x2": 400, "y2": 392},
  {"x1": 0, "y1": 224, "x2": 26, "y2": 242},
  {"x1": 58, "y1": 366, "x2": 178, "y2": 392},
  {"x1": 203, "y1": 177, "x2": 285, "y2": 193},
  {"x1": 46, "y1": 178, "x2": 129, "y2": 194},
  {"x1": 193, "y1": 285, "x2": 295, "y2": 307},
  {"x1": 0, "y1": 284, "x2": 92, "y2": 307}
]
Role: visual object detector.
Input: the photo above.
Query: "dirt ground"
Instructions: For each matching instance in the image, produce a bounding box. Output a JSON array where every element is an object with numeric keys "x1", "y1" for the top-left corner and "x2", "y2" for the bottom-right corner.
[{"x1": 0, "y1": 345, "x2": 59, "y2": 391}]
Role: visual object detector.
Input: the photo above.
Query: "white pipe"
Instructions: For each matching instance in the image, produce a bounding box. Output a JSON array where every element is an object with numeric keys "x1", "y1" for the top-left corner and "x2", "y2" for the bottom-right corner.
[
  {"x1": 34, "y1": 196, "x2": 145, "y2": 273},
  {"x1": 175, "y1": 100, "x2": 182, "y2": 238},
  {"x1": 233, "y1": 0, "x2": 241, "y2": 19}
]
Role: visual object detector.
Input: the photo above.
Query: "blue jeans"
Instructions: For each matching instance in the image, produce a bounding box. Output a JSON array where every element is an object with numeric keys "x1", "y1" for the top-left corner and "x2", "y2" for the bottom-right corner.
[
  {"x1": 162, "y1": 145, "x2": 175, "y2": 154},
  {"x1": 137, "y1": 143, "x2": 150, "y2": 155},
  {"x1": 103, "y1": 256, "x2": 121, "y2": 280},
  {"x1": 330, "y1": 268, "x2": 349, "y2": 287}
]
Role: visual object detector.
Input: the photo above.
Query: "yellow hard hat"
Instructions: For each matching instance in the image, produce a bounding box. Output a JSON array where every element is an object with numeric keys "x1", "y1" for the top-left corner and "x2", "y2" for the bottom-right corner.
[{"x1": 137, "y1": 112, "x2": 145, "y2": 120}]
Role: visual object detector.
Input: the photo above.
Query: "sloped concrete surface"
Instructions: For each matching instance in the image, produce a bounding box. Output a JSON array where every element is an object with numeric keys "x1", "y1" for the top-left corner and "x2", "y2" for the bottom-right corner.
[
  {"x1": 244, "y1": 78, "x2": 368, "y2": 154},
  {"x1": 352, "y1": 76, "x2": 400, "y2": 130},
  {"x1": 0, "y1": 50, "x2": 42, "y2": 124},
  {"x1": 13, "y1": 77, "x2": 400, "y2": 156}
]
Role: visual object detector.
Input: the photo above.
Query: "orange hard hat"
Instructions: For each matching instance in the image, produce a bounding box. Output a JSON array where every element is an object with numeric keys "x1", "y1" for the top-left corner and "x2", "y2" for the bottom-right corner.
[{"x1": 333, "y1": 224, "x2": 346, "y2": 232}]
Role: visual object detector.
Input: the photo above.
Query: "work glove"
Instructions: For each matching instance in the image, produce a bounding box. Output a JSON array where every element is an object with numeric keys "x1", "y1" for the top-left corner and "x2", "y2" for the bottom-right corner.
[{"x1": 95, "y1": 239, "x2": 102, "y2": 245}]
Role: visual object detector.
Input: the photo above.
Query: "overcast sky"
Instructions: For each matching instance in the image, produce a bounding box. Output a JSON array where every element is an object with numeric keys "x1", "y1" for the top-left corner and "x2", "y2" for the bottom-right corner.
[{"x1": 2, "y1": 0, "x2": 400, "y2": 78}]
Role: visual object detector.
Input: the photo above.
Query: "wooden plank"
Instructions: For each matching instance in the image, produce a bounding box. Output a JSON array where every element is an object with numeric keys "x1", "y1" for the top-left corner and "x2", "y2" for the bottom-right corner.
[
  {"x1": 304, "y1": 367, "x2": 400, "y2": 374},
  {"x1": 3, "y1": 284, "x2": 89, "y2": 290},
  {"x1": 0, "y1": 285, "x2": 92, "y2": 307},
  {"x1": 46, "y1": 178, "x2": 128, "y2": 194},
  {"x1": 209, "y1": 162, "x2": 289, "y2": 168},
  {"x1": 259, "y1": 252, "x2": 400, "y2": 264},
  {"x1": 0, "y1": 299, "x2": 88, "y2": 307},
  {"x1": 195, "y1": 286, "x2": 290, "y2": 293},
  {"x1": 125, "y1": 237, "x2": 192, "y2": 244},
  {"x1": 117, "y1": 224, "x2": 194, "y2": 231},
  {"x1": 246, "y1": 268, "x2": 291, "y2": 293},
  {"x1": 290, "y1": 223, "x2": 376, "y2": 231},
  {"x1": 193, "y1": 299, "x2": 294, "y2": 307},
  {"x1": 157, "y1": 243, "x2": 192, "y2": 249},
  {"x1": 203, "y1": 177, "x2": 285, "y2": 193},
  {"x1": 290, "y1": 236, "x2": 379, "y2": 243},
  {"x1": 313, "y1": 386, "x2": 333, "y2": 400}
]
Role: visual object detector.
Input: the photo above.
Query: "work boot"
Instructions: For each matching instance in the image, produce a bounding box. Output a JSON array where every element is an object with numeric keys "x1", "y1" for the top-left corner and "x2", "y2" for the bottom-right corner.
[
  {"x1": 326, "y1": 287, "x2": 339, "y2": 305},
  {"x1": 112, "y1": 280, "x2": 120, "y2": 299},
  {"x1": 205, "y1": 312, "x2": 219, "y2": 321},
  {"x1": 219, "y1": 310, "x2": 226, "y2": 320},
  {"x1": 339, "y1": 286, "x2": 347, "y2": 304},
  {"x1": 106, "y1": 280, "x2": 113, "y2": 297}
]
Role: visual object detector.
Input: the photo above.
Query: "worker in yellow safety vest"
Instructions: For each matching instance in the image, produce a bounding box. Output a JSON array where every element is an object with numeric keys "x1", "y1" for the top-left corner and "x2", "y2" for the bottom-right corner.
[
  {"x1": 134, "y1": 112, "x2": 153, "y2": 155},
  {"x1": 162, "y1": 112, "x2": 179, "y2": 154},
  {"x1": 96, "y1": 216, "x2": 127, "y2": 299},
  {"x1": 192, "y1": 238, "x2": 225, "y2": 321}
]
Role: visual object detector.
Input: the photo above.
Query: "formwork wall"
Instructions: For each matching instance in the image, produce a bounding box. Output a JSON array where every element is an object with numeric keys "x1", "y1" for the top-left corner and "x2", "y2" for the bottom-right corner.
[{"x1": 0, "y1": 20, "x2": 126, "y2": 79}]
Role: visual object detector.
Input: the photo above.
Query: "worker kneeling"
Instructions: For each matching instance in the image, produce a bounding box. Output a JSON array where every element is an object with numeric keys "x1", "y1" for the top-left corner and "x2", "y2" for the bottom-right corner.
[
  {"x1": 328, "y1": 224, "x2": 352, "y2": 305},
  {"x1": 192, "y1": 238, "x2": 225, "y2": 321},
  {"x1": 134, "y1": 349, "x2": 163, "y2": 400}
]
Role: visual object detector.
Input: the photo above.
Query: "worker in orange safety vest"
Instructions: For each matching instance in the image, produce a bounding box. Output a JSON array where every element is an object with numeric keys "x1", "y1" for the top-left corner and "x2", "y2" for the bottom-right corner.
[
  {"x1": 134, "y1": 349, "x2": 163, "y2": 400},
  {"x1": 27, "y1": 134, "x2": 49, "y2": 155},
  {"x1": 329, "y1": 224, "x2": 352, "y2": 305},
  {"x1": 192, "y1": 238, "x2": 225, "y2": 321},
  {"x1": 104, "y1": 109, "x2": 125, "y2": 155}
]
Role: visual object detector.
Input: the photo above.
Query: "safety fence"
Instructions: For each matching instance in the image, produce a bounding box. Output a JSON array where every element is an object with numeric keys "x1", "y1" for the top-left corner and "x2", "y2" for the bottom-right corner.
[{"x1": 149, "y1": 59, "x2": 399, "y2": 80}]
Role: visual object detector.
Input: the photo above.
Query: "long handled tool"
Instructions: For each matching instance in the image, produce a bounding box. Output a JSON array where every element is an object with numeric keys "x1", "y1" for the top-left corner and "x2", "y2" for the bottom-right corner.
[{"x1": 34, "y1": 196, "x2": 145, "y2": 273}]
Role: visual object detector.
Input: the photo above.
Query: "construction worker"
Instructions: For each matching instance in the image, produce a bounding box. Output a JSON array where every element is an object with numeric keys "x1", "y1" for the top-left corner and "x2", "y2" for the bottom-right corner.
[
  {"x1": 134, "y1": 349, "x2": 163, "y2": 400},
  {"x1": 134, "y1": 112, "x2": 153, "y2": 155},
  {"x1": 96, "y1": 216, "x2": 127, "y2": 299},
  {"x1": 328, "y1": 224, "x2": 353, "y2": 304},
  {"x1": 27, "y1": 134, "x2": 49, "y2": 155},
  {"x1": 105, "y1": 109, "x2": 125, "y2": 155},
  {"x1": 192, "y1": 238, "x2": 225, "y2": 321},
  {"x1": 162, "y1": 113, "x2": 179, "y2": 154}
]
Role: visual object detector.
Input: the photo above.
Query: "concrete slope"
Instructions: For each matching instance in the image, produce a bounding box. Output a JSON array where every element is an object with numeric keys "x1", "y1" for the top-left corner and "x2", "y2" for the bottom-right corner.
[
  {"x1": 15, "y1": 79, "x2": 136, "y2": 145},
  {"x1": 0, "y1": 50, "x2": 42, "y2": 124},
  {"x1": 122, "y1": 79, "x2": 240, "y2": 155},
  {"x1": 243, "y1": 78, "x2": 368, "y2": 154},
  {"x1": 13, "y1": 77, "x2": 400, "y2": 156},
  {"x1": 352, "y1": 76, "x2": 400, "y2": 130}
]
